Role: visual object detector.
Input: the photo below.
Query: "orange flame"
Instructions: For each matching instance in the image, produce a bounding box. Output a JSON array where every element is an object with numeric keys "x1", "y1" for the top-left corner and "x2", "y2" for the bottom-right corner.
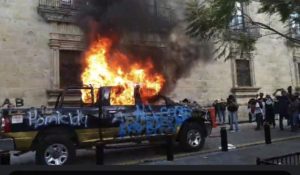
[{"x1": 81, "y1": 37, "x2": 165, "y2": 105}]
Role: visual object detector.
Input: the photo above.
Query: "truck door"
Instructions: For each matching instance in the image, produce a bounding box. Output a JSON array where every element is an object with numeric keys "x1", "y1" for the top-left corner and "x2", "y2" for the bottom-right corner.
[{"x1": 99, "y1": 86, "x2": 150, "y2": 140}]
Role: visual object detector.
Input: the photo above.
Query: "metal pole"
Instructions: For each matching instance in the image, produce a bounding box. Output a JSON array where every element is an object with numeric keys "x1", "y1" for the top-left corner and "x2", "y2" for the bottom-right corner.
[
  {"x1": 166, "y1": 135, "x2": 174, "y2": 161},
  {"x1": 264, "y1": 124, "x2": 272, "y2": 144},
  {"x1": 220, "y1": 127, "x2": 228, "y2": 152},
  {"x1": 96, "y1": 143, "x2": 104, "y2": 165}
]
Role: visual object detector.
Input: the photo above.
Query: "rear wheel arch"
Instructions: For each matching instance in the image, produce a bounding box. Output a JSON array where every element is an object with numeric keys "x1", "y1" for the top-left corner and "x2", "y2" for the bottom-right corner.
[
  {"x1": 31, "y1": 126, "x2": 79, "y2": 150},
  {"x1": 177, "y1": 117, "x2": 207, "y2": 141}
]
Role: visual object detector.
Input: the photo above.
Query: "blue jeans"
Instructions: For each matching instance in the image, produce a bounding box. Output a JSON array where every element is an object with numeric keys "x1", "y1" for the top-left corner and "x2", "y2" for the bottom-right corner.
[
  {"x1": 217, "y1": 110, "x2": 226, "y2": 123},
  {"x1": 228, "y1": 111, "x2": 239, "y2": 131},
  {"x1": 291, "y1": 112, "x2": 299, "y2": 128}
]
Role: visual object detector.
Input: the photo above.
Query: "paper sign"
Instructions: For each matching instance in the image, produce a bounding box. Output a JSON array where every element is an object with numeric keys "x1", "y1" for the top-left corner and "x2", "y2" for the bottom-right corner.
[
  {"x1": 218, "y1": 143, "x2": 236, "y2": 150},
  {"x1": 12, "y1": 115, "x2": 24, "y2": 124}
]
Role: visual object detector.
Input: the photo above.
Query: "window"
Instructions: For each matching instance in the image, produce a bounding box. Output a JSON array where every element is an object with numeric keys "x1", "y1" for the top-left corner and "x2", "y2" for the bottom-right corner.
[
  {"x1": 236, "y1": 59, "x2": 252, "y2": 87},
  {"x1": 230, "y1": 2, "x2": 245, "y2": 30},
  {"x1": 59, "y1": 50, "x2": 83, "y2": 88},
  {"x1": 60, "y1": 0, "x2": 73, "y2": 7},
  {"x1": 145, "y1": 0, "x2": 173, "y2": 32},
  {"x1": 291, "y1": 13, "x2": 300, "y2": 37}
]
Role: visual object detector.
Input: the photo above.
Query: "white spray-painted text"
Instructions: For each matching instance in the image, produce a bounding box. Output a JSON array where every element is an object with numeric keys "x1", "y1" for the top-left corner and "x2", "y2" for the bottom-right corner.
[{"x1": 28, "y1": 110, "x2": 88, "y2": 129}]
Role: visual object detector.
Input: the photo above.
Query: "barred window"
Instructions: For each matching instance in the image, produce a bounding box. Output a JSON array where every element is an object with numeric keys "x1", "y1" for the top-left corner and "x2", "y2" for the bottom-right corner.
[
  {"x1": 291, "y1": 13, "x2": 300, "y2": 36},
  {"x1": 230, "y1": 2, "x2": 245, "y2": 30},
  {"x1": 236, "y1": 59, "x2": 252, "y2": 87},
  {"x1": 59, "y1": 50, "x2": 83, "y2": 88},
  {"x1": 60, "y1": 0, "x2": 72, "y2": 6}
]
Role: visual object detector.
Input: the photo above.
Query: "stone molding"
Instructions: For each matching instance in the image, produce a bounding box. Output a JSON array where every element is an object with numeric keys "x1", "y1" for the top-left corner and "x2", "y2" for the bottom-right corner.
[
  {"x1": 230, "y1": 51, "x2": 256, "y2": 88},
  {"x1": 49, "y1": 33, "x2": 85, "y2": 90},
  {"x1": 231, "y1": 87, "x2": 261, "y2": 93},
  {"x1": 49, "y1": 33, "x2": 85, "y2": 50}
]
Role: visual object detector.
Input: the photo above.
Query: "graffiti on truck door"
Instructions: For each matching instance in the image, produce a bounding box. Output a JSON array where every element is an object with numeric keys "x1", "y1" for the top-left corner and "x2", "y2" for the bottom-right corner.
[
  {"x1": 27, "y1": 109, "x2": 88, "y2": 129},
  {"x1": 112, "y1": 105, "x2": 192, "y2": 137}
]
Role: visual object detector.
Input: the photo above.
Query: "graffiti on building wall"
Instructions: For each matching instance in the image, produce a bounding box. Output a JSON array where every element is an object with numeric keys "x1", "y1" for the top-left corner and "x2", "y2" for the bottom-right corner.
[
  {"x1": 113, "y1": 105, "x2": 192, "y2": 137},
  {"x1": 27, "y1": 109, "x2": 88, "y2": 129},
  {"x1": 1, "y1": 98, "x2": 24, "y2": 108}
]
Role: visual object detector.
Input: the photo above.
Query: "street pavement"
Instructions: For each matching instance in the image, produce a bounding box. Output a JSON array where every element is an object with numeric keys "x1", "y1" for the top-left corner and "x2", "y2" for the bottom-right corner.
[{"x1": 9, "y1": 120, "x2": 300, "y2": 165}]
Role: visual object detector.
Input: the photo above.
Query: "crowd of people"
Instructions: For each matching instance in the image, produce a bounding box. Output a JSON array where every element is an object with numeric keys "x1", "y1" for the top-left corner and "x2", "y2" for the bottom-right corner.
[{"x1": 213, "y1": 86, "x2": 300, "y2": 132}]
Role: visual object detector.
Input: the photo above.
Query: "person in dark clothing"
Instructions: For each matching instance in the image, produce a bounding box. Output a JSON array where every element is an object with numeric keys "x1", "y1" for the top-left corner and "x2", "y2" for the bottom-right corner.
[
  {"x1": 288, "y1": 86, "x2": 293, "y2": 97},
  {"x1": 288, "y1": 95, "x2": 300, "y2": 132},
  {"x1": 248, "y1": 98, "x2": 256, "y2": 123},
  {"x1": 213, "y1": 99, "x2": 227, "y2": 125},
  {"x1": 287, "y1": 86, "x2": 294, "y2": 126},
  {"x1": 220, "y1": 99, "x2": 227, "y2": 124},
  {"x1": 227, "y1": 95, "x2": 239, "y2": 132},
  {"x1": 213, "y1": 100, "x2": 221, "y2": 124},
  {"x1": 258, "y1": 93, "x2": 266, "y2": 120},
  {"x1": 273, "y1": 89, "x2": 290, "y2": 130},
  {"x1": 265, "y1": 95, "x2": 275, "y2": 128},
  {"x1": 273, "y1": 97, "x2": 280, "y2": 117}
]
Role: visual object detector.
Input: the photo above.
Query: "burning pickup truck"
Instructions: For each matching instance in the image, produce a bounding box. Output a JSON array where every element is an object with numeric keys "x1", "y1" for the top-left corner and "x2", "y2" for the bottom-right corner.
[{"x1": 0, "y1": 85, "x2": 212, "y2": 165}]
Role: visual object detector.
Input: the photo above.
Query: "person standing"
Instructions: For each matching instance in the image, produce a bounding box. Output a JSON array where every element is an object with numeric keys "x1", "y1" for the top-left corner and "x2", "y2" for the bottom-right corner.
[
  {"x1": 258, "y1": 93, "x2": 266, "y2": 121},
  {"x1": 227, "y1": 95, "x2": 239, "y2": 132},
  {"x1": 249, "y1": 97, "x2": 264, "y2": 130},
  {"x1": 273, "y1": 89, "x2": 290, "y2": 130},
  {"x1": 213, "y1": 99, "x2": 222, "y2": 124},
  {"x1": 287, "y1": 86, "x2": 293, "y2": 126},
  {"x1": 248, "y1": 98, "x2": 256, "y2": 123},
  {"x1": 220, "y1": 99, "x2": 227, "y2": 124},
  {"x1": 288, "y1": 95, "x2": 300, "y2": 132},
  {"x1": 265, "y1": 95, "x2": 276, "y2": 128}
]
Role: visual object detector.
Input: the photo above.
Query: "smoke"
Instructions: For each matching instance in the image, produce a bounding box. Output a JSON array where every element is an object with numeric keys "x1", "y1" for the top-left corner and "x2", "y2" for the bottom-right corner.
[
  {"x1": 76, "y1": 0, "x2": 173, "y2": 44},
  {"x1": 75, "y1": 0, "x2": 212, "y2": 95}
]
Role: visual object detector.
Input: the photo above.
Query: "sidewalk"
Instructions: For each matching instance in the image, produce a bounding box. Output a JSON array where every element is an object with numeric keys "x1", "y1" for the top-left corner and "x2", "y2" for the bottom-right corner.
[
  {"x1": 143, "y1": 138, "x2": 300, "y2": 165},
  {"x1": 128, "y1": 121, "x2": 300, "y2": 165}
]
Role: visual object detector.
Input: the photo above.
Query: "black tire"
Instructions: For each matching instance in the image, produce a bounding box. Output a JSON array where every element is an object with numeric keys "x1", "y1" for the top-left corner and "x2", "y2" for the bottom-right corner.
[
  {"x1": 35, "y1": 135, "x2": 76, "y2": 166},
  {"x1": 179, "y1": 122, "x2": 206, "y2": 152}
]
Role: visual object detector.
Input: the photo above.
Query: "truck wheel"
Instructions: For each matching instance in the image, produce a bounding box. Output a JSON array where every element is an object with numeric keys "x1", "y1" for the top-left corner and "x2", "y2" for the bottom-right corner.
[
  {"x1": 35, "y1": 135, "x2": 76, "y2": 166},
  {"x1": 179, "y1": 122, "x2": 205, "y2": 152}
]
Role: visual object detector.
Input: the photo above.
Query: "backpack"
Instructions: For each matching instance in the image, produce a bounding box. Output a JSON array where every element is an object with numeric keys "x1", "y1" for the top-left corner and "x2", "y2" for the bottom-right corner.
[{"x1": 228, "y1": 101, "x2": 238, "y2": 111}]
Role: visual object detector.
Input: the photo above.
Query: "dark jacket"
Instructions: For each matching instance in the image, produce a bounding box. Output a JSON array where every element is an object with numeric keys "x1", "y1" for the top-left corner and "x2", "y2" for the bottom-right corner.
[
  {"x1": 248, "y1": 98, "x2": 257, "y2": 113},
  {"x1": 276, "y1": 96, "x2": 290, "y2": 116},
  {"x1": 220, "y1": 102, "x2": 227, "y2": 111},
  {"x1": 227, "y1": 99, "x2": 239, "y2": 112},
  {"x1": 265, "y1": 98, "x2": 275, "y2": 117},
  {"x1": 288, "y1": 99, "x2": 300, "y2": 115}
]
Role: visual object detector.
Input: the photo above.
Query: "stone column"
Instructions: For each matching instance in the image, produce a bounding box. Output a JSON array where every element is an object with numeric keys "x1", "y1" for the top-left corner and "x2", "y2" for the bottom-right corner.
[{"x1": 52, "y1": 47, "x2": 60, "y2": 89}]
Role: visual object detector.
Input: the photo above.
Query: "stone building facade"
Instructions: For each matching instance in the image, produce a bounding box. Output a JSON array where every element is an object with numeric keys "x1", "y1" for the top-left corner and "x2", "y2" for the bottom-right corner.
[{"x1": 0, "y1": 0, "x2": 299, "y2": 120}]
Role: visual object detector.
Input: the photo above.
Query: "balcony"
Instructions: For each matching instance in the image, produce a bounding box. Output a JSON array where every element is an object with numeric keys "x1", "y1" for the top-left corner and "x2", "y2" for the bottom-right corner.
[
  {"x1": 289, "y1": 26, "x2": 300, "y2": 46},
  {"x1": 37, "y1": 0, "x2": 80, "y2": 23},
  {"x1": 226, "y1": 22, "x2": 261, "y2": 41}
]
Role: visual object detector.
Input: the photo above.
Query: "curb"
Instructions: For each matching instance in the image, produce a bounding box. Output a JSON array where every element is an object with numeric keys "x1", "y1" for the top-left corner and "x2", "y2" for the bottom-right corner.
[{"x1": 117, "y1": 135, "x2": 300, "y2": 165}]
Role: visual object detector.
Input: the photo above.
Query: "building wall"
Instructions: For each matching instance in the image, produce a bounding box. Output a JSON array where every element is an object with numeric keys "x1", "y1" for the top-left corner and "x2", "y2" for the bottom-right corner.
[
  {"x1": 0, "y1": 0, "x2": 82, "y2": 107},
  {"x1": 0, "y1": 0, "x2": 299, "y2": 121},
  {"x1": 170, "y1": 1, "x2": 298, "y2": 120},
  {"x1": 250, "y1": 1, "x2": 296, "y2": 93}
]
